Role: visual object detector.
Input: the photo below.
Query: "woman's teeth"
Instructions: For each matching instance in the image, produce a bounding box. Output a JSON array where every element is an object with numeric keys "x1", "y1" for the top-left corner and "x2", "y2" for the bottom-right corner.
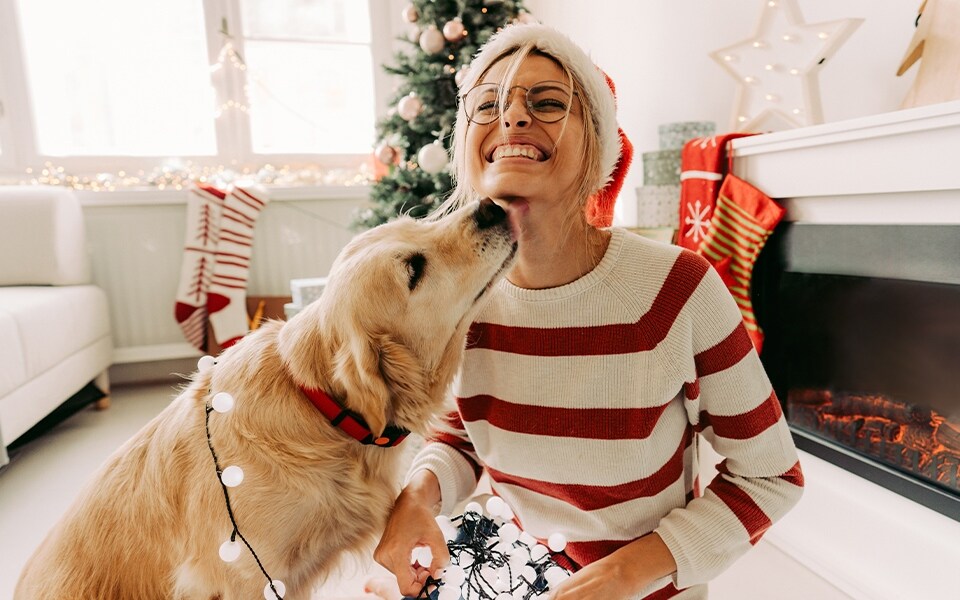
[{"x1": 493, "y1": 145, "x2": 543, "y2": 161}]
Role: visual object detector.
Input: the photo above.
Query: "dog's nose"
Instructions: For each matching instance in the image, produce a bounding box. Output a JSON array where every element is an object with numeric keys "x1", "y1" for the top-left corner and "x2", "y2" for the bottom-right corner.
[{"x1": 474, "y1": 198, "x2": 507, "y2": 230}]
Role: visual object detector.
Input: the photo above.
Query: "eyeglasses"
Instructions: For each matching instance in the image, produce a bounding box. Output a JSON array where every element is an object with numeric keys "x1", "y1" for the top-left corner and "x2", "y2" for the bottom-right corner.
[{"x1": 461, "y1": 81, "x2": 576, "y2": 125}]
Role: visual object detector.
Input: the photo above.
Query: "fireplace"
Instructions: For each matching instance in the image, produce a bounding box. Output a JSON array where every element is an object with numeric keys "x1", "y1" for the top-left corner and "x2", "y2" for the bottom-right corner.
[{"x1": 754, "y1": 222, "x2": 960, "y2": 522}]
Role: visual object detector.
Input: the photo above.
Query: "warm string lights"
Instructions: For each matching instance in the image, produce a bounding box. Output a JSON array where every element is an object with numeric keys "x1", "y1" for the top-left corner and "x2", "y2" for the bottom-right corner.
[
  {"x1": 422, "y1": 497, "x2": 573, "y2": 600},
  {"x1": 710, "y1": 0, "x2": 863, "y2": 132},
  {"x1": 197, "y1": 354, "x2": 287, "y2": 600},
  {"x1": 0, "y1": 161, "x2": 372, "y2": 191}
]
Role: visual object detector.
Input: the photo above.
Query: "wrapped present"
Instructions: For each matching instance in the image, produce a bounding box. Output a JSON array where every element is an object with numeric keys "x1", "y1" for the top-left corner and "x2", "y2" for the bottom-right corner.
[
  {"x1": 290, "y1": 276, "x2": 328, "y2": 307},
  {"x1": 641, "y1": 149, "x2": 682, "y2": 186},
  {"x1": 419, "y1": 499, "x2": 573, "y2": 600},
  {"x1": 635, "y1": 184, "x2": 681, "y2": 229},
  {"x1": 658, "y1": 121, "x2": 716, "y2": 150}
]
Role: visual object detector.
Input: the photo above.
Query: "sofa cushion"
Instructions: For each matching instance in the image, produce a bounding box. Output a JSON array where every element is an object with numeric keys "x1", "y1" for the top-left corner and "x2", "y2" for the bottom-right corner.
[
  {"x1": 0, "y1": 186, "x2": 91, "y2": 285},
  {"x1": 0, "y1": 311, "x2": 28, "y2": 398},
  {"x1": 0, "y1": 286, "x2": 111, "y2": 384}
]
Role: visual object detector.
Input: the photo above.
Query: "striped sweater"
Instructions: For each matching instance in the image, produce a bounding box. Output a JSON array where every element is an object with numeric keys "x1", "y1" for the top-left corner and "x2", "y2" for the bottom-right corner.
[{"x1": 408, "y1": 228, "x2": 804, "y2": 599}]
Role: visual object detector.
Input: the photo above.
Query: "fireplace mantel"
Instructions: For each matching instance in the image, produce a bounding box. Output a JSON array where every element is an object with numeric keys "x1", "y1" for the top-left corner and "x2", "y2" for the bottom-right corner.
[{"x1": 721, "y1": 103, "x2": 960, "y2": 600}]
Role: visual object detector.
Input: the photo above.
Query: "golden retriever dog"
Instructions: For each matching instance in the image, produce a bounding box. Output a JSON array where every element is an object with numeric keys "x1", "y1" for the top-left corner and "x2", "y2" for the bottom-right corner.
[{"x1": 15, "y1": 198, "x2": 516, "y2": 600}]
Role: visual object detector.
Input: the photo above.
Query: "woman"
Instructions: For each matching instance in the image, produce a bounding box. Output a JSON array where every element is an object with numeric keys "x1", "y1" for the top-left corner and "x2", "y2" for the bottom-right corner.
[{"x1": 369, "y1": 23, "x2": 803, "y2": 600}]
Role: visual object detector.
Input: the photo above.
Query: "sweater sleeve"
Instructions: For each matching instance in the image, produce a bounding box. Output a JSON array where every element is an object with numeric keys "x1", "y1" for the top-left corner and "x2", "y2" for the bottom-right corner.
[
  {"x1": 655, "y1": 252, "x2": 804, "y2": 589},
  {"x1": 405, "y1": 409, "x2": 485, "y2": 516}
]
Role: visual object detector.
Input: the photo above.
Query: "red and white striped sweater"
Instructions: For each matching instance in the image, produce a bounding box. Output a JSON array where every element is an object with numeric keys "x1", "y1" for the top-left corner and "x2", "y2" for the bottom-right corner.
[{"x1": 408, "y1": 228, "x2": 804, "y2": 599}]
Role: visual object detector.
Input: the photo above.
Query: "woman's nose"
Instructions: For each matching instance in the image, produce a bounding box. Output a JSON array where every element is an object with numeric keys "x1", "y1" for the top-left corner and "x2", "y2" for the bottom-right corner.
[{"x1": 501, "y1": 91, "x2": 531, "y2": 128}]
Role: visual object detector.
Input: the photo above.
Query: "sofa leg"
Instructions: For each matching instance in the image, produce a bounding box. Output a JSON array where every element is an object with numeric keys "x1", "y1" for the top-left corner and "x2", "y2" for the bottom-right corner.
[{"x1": 93, "y1": 370, "x2": 111, "y2": 410}]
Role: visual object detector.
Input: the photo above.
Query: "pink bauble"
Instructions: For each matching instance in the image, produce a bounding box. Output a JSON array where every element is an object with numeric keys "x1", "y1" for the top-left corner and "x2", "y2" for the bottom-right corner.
[
  {"x1": 443, "y1": 18, "x2": 464, "y2": 42},
  {"x1": 401, "y1": 4, "x2": 418, "y2": 23},
  {"x1": 419, "y1": 25, "x2": 445, "y2": 55},
  {"x1": 375, "y1": 143, "x2": 397, "y2": 165},
  {"x1": 397, "y1": 94, "x2": 423, "y2": 121}
]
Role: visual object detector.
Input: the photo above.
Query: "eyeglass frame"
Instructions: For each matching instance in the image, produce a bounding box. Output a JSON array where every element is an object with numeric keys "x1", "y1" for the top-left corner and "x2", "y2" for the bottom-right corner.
[{"x1": 459, "y1": 80, "x2": 580, "y2": 125}]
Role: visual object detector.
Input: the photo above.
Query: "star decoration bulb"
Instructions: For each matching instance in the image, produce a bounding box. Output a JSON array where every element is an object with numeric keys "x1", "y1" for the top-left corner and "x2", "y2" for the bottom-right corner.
[{"x1": 710, "y1": 0, "x2": 863, "y2": 132}]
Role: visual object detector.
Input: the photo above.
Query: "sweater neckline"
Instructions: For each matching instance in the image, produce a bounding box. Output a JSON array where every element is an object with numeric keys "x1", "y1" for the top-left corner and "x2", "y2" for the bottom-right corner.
[{"x1": 498, "y1": 228, "x2": 625, "y2": 302}]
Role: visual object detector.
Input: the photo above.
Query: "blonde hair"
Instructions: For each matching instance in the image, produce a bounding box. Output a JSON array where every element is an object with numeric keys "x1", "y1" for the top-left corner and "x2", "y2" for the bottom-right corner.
[{"x1": 433, "y1": 42, "x2": 604, "y2": 227}]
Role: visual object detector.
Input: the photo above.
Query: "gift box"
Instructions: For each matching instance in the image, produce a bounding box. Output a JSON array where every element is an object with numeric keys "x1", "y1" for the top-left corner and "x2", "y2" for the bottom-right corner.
[
  {"x1": 290, "y1": 276, "x2": 328, "y2": 307},
  {"x1": 635, "y1": 184, "x2": 681, "y2": 229},
  {"x1": 658, "y1": 121, "x2": 716, "y2": 150},
  {"x1": 641, "y1": 149, "x2": 682, "y2": 186}
]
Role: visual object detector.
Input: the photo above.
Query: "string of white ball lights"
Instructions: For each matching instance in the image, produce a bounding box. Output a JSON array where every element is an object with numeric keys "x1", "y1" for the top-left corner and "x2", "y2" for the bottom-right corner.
[{"x1": 197, "y1": 354, "x2": 286, "y2": 600}]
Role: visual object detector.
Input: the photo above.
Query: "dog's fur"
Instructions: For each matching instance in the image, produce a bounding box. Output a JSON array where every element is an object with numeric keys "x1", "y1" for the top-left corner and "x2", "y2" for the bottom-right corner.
[{"x1": 15, "y1": 200, "x2": 516, "y2": 600}]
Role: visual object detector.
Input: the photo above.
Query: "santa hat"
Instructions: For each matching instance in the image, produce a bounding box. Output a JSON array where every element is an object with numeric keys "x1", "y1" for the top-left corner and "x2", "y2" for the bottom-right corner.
[{"x1": 459, "y1": 23, "x2": 633, "y2": 228}]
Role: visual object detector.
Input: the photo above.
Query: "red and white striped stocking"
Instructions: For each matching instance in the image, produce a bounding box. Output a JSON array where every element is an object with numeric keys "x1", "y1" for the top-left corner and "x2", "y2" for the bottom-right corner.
[
  {"x1": 174, "y1": 183, "x2": 225, "y2": 351},
  {"x1": 698, "y1": 174, "x2": 784, "y2": 352},
  {"x1": 207, "y1": 186, "x2": 269, "y2": 349}
]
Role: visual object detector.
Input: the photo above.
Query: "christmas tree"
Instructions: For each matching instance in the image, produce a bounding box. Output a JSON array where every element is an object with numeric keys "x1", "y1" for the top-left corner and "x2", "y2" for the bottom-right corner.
[{"x1": 353, "y1": 0, "x2": 531, "y2": 230}]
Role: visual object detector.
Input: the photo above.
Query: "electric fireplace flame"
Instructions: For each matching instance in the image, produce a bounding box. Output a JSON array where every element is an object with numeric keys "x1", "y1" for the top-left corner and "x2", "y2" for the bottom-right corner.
[{"x1": 789, "y1": 389, "x2": 960, "y2": 494}]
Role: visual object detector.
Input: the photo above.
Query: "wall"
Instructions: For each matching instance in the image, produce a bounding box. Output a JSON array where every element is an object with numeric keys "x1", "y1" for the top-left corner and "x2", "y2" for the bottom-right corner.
[{"x1": 506, "y1": 0, "x2": 920, "y2": 224}]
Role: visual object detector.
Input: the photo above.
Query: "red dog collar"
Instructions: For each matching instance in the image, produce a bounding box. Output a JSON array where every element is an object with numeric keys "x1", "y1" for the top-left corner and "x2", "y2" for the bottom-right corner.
[{"x1": 300, "y1": 386, "x2": 409, "y2": 447}]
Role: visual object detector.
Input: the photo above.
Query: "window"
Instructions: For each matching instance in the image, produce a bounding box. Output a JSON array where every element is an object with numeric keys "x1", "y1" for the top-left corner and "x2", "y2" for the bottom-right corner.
[{"x1": 0, "y1": 0, "x2": 384, "y2": 178}]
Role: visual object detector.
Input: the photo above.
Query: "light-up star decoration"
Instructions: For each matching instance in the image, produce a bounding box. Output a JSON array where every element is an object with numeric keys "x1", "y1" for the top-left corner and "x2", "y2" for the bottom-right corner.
[{"x1": 710, "y1": 0, "x2": 863, "y2": 132}]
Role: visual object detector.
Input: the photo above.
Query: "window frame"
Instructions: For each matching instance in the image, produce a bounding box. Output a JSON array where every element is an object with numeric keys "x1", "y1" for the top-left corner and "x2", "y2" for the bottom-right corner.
[{"x1": 0, "y1": 0, "x2": 394, "y2": 178}]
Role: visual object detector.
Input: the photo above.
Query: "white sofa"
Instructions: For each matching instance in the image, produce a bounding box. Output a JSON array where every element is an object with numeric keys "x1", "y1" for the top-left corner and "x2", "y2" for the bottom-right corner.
[{"x1": 0, "y1": 186, "x2": 113, "y2": 466}]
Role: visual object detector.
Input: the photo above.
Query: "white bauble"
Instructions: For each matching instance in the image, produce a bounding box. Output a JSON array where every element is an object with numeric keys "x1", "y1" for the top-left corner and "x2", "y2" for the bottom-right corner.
[
  {"x1": 417, "y1": 141, "x2": 448, "y2": 174},
  {"x1": 443, "y1": 18, "x2": 465, "y2": 41},
  {"x1": 419, "y1": 25, "x2": 445, "y2": 55},
  {"x1": 397, "y1": 93, "x2": 423, "y2": 121}
]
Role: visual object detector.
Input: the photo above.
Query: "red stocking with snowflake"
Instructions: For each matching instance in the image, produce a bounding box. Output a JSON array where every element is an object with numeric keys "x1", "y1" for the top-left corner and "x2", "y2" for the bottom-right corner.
[
  {"x1": 174, "y1": 184, "x2": 225, "y2": 351},
  {"x1": 697, "y1": 174, "x2": 785, "y2": 352},
  {"x1": 677, "y1": 132, "x2": 755, "y2": 250}
]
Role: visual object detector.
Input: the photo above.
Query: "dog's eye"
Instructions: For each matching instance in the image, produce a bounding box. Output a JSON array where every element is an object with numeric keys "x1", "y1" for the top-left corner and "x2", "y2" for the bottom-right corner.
[{"x1": 406, "y1": 253, "x2": 426, "y2": 291}]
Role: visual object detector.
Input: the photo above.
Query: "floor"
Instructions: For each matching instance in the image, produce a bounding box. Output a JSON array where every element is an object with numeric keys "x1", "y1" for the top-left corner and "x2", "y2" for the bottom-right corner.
[{"x1": 0, "y1": 381, "x2": 849, "y2": 600}]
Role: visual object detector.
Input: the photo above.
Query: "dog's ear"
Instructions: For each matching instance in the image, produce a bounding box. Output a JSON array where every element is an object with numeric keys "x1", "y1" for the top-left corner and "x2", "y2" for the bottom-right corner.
[
  {"x1": 333, "y1": 334, "x2": 390, "y2": 438},
  {"x1": 333, "y1": 333, "x2": 430, "y2": 437}
]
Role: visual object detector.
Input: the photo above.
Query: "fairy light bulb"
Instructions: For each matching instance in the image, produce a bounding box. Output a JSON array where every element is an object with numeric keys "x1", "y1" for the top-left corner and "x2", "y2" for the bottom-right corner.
[
  {"x1": 765, "y1": 93, "x2": 781, "y2": 102},
  {"x1": 544, "y1": 565, "x2": 570, "y2": 587},
  {"x1": 723, "y1": 54, "x2": 737, "y2": 62},
  {"x1": 738, "y1": 115, "x2": 748, "y2": 123},
  {"x1": 263, "y1": 580, "x2": 285, "y2": 599},
  {"x1": 442, "y1": 564, "x2": 466, "y2": 587},
  {"x1": 547, "y1": 532, "x2": 567, "y2": 552},
  {"x1": 212, "y1": 392, "x2": 235, "y2": 413},
  {"x1": 221, "y1": 465, "x2": 244, "y2": 487},
  {"x1": 744, "y1": 75, "x2": 758, "y2": 84},
  {"x1": 782, "y1": 33, "x2": 795, "y2": 42},
  {"x1": 219, "y1": 539, "x2": 242, "y2": 562},
  {"x1": 485, "y1": 496, "x2": 505, "y2": 516},
  {"x1": 752, "y1": 40, "x2": 766, "y2": 48},
  {"x1": 438, "y1": 588, "x2": 460, "y2": 600},
  {"x1": 498, "y1": 522, "x2": 520, "y2": 545},
  {"x1": 464, "y1": 501, "x2": 483, "y2": 515},
  {"x1": 789, "y1": 68, "x2": 800, "y2": 75},
  {"x1": 198, "y1": 355, "x2": 216, "y2": 373},
  {"x1": 530, "y1": 544, "x2": 549, "y2": 562},
  {"x1": 819, "y1": 31, "x2": 830, "y2": 39}
]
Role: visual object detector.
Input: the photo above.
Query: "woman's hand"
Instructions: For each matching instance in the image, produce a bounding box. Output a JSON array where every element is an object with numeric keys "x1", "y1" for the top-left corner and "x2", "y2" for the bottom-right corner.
[
  {"x1": 373, "y1": 470, "x2": 450, "y2": 597},
  {"x1": 548, "y1": 533, "x2": 677, "y2": 600}
]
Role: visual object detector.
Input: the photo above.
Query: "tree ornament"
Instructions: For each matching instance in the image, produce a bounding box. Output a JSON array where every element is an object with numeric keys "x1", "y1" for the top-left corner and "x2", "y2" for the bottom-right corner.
[
  {"x1": 419, "y1": 25, "x2": 446, "y2": 55},
  {"x1": 402, "y1": 3, "x2": 419, "y2": 23},
  {"x1": 417, "y1": 140, "x2": 449, "y2": 174},
  {"x1": 375, "y1": 142, "x2": 398, "y2": 165},
  {"x1": 397, "y1": 93, "x2": 423, "y2": 121},
  {"x1": 443, "y1": 17, "x2": 465, "y2": 41}
]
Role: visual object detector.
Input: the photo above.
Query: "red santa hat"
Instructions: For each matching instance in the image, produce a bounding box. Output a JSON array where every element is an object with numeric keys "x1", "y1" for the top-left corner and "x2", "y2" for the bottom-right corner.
[{"x1": 459, "y1": 23, "x2": 633, "y2": 228}]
